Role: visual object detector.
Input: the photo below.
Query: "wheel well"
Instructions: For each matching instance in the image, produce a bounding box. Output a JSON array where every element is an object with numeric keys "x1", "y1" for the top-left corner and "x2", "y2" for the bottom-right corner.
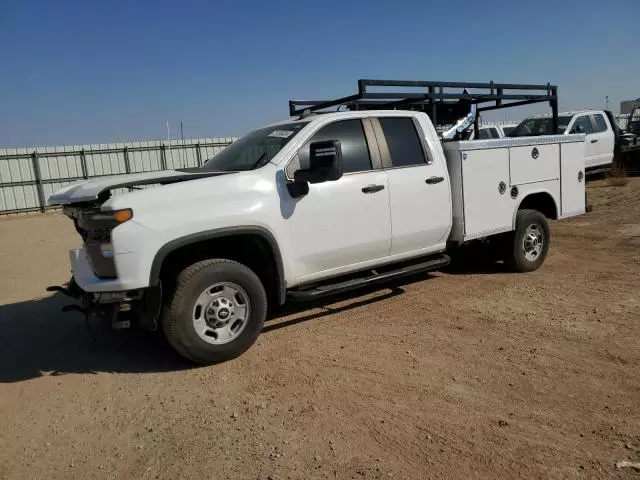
[
  {"x1": 518, "y1": 192, "x2": 558, "y2": 220},
  {"x1": 157, "y1": 233, "x2": 283, "y2": 306}
]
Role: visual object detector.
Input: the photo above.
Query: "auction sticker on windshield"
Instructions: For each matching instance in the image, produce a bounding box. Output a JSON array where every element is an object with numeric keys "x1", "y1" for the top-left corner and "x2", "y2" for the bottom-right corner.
[{"x1": 268, "y1": 130, "x2": 295, "y2": 138}]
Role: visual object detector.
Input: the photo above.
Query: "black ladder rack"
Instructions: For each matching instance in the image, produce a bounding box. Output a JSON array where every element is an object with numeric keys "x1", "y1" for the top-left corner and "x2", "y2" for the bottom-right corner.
[{"x1": 289, "y1": 79, "x2": 559, "y2": 131}]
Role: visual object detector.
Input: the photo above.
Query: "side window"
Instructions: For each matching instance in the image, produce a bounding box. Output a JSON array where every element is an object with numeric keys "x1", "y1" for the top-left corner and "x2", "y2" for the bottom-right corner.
[
  {"x1": 477, "y1": 128, "x2": 491, "y2": 139},
  {"x1": 592, "y1": 114, "x2": 608, "y2": 133},
  {"x1": 489, "y1": 127, "x2": 500, "y2": 138},
  {"x1": 379, "y1": 117, "x2": 427, "y2": 167},
  {"x1": 297, "y1": 119, "x2": 372, "y2": 174},
  {"x1": 570, "y1": 116, "x2": 593, "y2": 134}
]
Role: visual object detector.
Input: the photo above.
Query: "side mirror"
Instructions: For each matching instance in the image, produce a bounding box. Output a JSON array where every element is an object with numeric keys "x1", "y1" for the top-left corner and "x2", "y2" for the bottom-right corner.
[{"x1": 294, "y1": 140, "x2": 343, "y2": 184}]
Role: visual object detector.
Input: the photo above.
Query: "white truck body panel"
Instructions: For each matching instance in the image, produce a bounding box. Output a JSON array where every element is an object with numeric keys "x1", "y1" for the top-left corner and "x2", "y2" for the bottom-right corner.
[
  {"x1": 559, "y1": 140, "x2": 588, "y2": 218},
  {"x1": 510, "y1": 143, "x2": 559, "y2": 185},
  {"x1": 443, "y1": 135, "x2": 585, "y2": 242}
]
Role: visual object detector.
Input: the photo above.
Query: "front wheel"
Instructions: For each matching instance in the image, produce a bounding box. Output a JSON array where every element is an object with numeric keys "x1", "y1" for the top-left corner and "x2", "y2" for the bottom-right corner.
[
  {"x1": 503, "y1": 209, "x2": 550, "y2": 273},
  {"x1": 162, "y1": 259, "x2": 267, "y2": 364}
]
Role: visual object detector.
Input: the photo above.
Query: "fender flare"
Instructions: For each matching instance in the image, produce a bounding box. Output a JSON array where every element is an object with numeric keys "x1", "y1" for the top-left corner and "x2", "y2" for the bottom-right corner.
[
  {"x1": 148, "y1": 226, "x2": 286, "y2": 305},
  {"x1": 512, "y1": 189, "x2": 559, "y2": 227}
]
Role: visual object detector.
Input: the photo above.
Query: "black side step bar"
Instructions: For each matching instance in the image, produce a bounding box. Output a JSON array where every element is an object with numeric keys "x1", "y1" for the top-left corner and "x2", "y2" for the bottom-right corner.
[{"x1": 287, "y1": 254, "x2": 450, "y2": 302}]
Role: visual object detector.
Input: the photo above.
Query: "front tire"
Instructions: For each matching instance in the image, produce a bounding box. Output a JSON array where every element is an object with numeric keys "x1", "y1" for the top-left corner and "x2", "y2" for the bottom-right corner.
[
  {"x1": 162, "y1": 259, "x2": 267, "y2": 364},
  {"x1": 504, "y1": 209, "x2": 550, "y2": 272}
]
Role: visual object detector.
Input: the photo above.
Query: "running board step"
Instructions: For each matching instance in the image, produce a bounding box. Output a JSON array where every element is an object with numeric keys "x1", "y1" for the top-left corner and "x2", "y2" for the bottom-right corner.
[{"x1": 287, "y1": 254, "x2": 450, "y2": 302}]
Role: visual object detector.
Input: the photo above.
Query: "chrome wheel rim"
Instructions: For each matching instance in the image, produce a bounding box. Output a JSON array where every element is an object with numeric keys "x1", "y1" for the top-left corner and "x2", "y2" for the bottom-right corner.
[
  {"x1": 192, "y1": 282, "x2": 250, "y2": 345},
  {"x1": 522, "y1": 224, "x2": 544, "y2": 261}
]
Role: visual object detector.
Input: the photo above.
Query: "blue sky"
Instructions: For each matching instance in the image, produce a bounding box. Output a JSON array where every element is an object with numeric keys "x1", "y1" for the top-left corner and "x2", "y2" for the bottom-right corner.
[{"x1": 1, "y1": 0, "x2": 638, "y2": 147}]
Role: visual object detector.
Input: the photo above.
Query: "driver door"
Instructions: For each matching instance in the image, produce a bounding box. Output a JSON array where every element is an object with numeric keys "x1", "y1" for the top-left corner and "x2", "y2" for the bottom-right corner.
[{"x1": 279, "y1": 119, "x2": 392, "y2": 284}]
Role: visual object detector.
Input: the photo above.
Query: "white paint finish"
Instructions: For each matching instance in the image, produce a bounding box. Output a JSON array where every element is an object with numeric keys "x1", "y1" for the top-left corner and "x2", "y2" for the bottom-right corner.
[
  {"x1": 279, "y1": 171, "x2": 392, "y2": 282},
  {"x1": 559, "y1": 141, "x2": 586, "y2": 217},
  {"x1": 460, "y1": 148, "x2": 513, "y2": 239},
  {"x1": 45, "y1": 109, "x2": 589, "y2": 294},
  {"x1": 386, "y1": 164, "x2": 452, "y2": 255},
  {"x1": 509, "y1": 143, "x2": 560, "y2": 185}
]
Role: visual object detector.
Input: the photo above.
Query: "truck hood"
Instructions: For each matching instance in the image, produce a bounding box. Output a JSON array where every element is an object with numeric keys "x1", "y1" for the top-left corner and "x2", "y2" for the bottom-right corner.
[{"x1": 48, "y1": 169, "x2": 228, "y2": 205}]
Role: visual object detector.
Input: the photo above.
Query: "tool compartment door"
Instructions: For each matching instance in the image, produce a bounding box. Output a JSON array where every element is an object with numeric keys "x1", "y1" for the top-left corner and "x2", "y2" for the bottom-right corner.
[
  {"x1": 560, "y1": 140, "x2": 586, "y2": 217},
  {"x1": 509, "y1": 143, "x2": 560, "y2": 185},
  {"x1": 461, "y1": 148, "x2": 513, "y2": 239}
]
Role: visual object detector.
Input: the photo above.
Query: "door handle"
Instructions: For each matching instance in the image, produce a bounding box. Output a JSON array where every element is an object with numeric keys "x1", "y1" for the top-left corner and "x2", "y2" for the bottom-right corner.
[
  {"x1": 590, "y1": 139, "x2": 598, "y2": 143},
  {"x1": 361, "y1": 184, "x2": 385, "y2": 193},
  {"x1": 425, "y1": 176, "x2": 444, "y2": 184}
]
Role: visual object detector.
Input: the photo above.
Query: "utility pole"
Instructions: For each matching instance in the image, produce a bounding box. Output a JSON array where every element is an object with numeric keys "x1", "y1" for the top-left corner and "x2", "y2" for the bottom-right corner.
[{"x1": 605, "y1": 95, "x2": 609, "y2": 111}]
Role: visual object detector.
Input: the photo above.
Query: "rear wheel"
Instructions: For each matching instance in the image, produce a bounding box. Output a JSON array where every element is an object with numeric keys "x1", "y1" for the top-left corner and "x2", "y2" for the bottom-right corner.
[
  {"x1": 162, "y1": 259, "x2": 267, "y2": 364},
  {"x1": 504, "y1": 209, "x2": 550, "y2": 272}
]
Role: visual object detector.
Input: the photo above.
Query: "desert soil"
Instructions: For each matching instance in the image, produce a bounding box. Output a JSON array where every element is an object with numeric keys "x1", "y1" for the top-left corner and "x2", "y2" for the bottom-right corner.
[{"x1": 0, "y1": 177, "x2": 639, "y2": 479}]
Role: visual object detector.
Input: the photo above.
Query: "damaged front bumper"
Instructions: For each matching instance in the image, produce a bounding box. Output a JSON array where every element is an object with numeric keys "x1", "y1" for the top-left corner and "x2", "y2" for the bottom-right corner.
[{"x1": 47, "y1": 277, "x2": 162, "y2": 331}]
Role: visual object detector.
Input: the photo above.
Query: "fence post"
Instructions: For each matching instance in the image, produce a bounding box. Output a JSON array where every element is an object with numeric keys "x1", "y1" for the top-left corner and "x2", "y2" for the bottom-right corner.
[
  {"x1": 160, "y1": 144, "x2": 167, "y2": 170},
  {"x1": 79, "y1": 149, "x2": 88, "y2": 179},
  {"x1": 196, "y1": 143, "x2": 202, "y2": 167},
  {"x1": 123, "y1": 147, "x2": 131, "y2": 173},
  {"x1": 31, "y1": 151, "x2": 46, "y2": 212}
]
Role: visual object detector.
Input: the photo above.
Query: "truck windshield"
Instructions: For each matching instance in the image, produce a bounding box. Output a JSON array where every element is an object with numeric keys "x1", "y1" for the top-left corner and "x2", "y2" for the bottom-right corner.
[
  {"x1": 200, "y1": 122, "x2": 309, "y2": 171},
  {"x1": 508, "y1": 116, "x2": 572, "y2": 137}
]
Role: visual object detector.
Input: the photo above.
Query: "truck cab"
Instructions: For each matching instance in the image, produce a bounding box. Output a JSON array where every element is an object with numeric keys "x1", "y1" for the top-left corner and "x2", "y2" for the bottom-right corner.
[{"x1": 509, "y1": 110, "x2": 615, "y2": 169}]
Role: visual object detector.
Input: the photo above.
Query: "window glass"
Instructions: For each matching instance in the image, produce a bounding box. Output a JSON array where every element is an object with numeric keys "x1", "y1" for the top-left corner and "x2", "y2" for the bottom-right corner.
[
  {"x1": 570, "y1": 116, "x2": 593, "y2": 134},
  {"x1": 298, "y1": 119, "x2": 372, "y2": 173},
  {"x1": 592, "y1": 114, "x2": 608, "y2": 133},
  {"x1": 379, "y1": 117, "x2": 427, "y2": 166},
  {"x1": 477, "y1": 128, "x2": 492, "y2": 139},
  {"x1": 201, "y1": 122, "x2": 308, "y2": 171},
  {"x1": 509, "y1": 116, "x2": 572, "y2": 136}
]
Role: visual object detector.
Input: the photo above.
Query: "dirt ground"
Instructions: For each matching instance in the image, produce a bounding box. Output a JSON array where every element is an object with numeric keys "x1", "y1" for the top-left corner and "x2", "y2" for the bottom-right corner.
[{"x1": 0, "y1": 177, "x2": 639, "y2": 480}]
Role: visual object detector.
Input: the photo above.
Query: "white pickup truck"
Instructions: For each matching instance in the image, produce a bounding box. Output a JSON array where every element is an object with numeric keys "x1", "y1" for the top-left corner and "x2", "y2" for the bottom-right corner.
[
  {"x1": 48, "y1": 80, "x2": 588, "y2": 364},
  {"x1": 508, "y1": 110, "x2": 616, "y2": 169}
]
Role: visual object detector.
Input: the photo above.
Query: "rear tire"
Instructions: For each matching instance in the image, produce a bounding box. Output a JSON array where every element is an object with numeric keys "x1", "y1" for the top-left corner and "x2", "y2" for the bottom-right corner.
[
  {"x1": 504, "y1": 209, "x2": 550, "y2": 272},
  {"x1": 162, "y1": 259, "x2": 267, "y2": 364}
]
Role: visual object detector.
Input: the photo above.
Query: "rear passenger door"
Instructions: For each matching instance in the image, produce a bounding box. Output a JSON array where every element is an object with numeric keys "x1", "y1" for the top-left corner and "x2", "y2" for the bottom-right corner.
[{"x1": 372, "y1": 116, "x2": 452, "y2": 256}]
